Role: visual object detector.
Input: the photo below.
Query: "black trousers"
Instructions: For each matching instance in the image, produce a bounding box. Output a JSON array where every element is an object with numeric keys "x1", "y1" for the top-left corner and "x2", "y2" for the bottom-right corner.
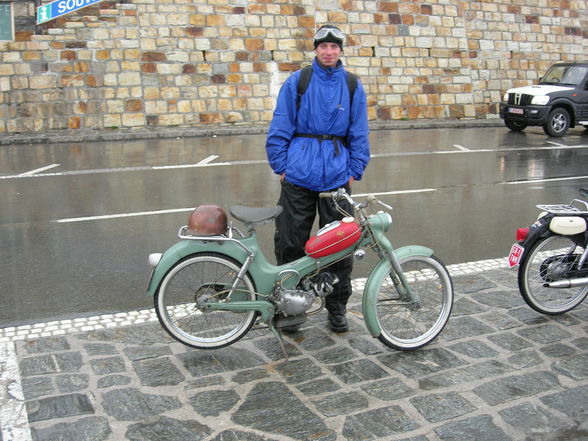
[{"x1": 274, "y1": 180, "x2": 354, "y2": 315}]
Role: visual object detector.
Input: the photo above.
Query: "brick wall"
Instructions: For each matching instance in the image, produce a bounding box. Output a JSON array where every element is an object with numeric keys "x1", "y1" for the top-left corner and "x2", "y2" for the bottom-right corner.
[{"x1": 1, "y1": 0, "x2": 587, "y2": 135}]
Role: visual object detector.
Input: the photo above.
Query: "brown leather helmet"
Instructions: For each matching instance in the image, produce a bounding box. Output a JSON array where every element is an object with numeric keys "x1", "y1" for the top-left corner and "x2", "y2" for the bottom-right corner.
[{"x1": 187, "y1": 204, "x2": 228, "y2": 235}]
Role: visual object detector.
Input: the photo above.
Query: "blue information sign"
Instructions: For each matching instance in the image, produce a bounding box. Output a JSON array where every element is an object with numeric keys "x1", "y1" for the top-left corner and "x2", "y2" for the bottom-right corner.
[{"x1": 37, "y1": 0, "x2": 103, "y2": 24}]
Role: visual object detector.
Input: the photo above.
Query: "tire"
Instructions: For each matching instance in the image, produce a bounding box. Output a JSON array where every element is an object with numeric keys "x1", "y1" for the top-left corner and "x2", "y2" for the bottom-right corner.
[
  {"x1": 504, "y1": 118, "x2": 527, "y2": 132},
  {"x1": 542, "y1": 108, "x2": 570, "y2": 137},
  {"x1": 374, "y1": 255, "x2": 453, "y2": 351},
  {"x1": 155, "y1": 254, "x2": 257, "y2": 349},
  {"x1": 518, "y1": 235, "x2": 588, "y2": 314}
]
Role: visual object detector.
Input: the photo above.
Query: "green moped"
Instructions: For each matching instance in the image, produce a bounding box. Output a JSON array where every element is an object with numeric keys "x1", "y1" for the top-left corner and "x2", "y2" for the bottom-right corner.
[{"x1": 147, "y1": 189, "x2": 453, "y2": 356}]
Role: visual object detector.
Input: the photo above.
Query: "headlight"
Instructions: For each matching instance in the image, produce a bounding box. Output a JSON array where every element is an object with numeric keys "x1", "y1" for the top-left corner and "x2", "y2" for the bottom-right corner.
[
  {"x1": 503, "y1": 93, "x2": 509, "y2": 102},
  {"x1": 148, "y1": 253, "x2": 162, "y2": 268},
  {"x1": 531, "y1": 95, "x2": 550, "y2": 105}
]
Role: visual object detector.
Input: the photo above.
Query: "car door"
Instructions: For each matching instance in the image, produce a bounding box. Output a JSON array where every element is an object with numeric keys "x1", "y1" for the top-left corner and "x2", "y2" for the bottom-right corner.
[{"x1": 572, "y1": 67, "x2": 588, "y2": 122}]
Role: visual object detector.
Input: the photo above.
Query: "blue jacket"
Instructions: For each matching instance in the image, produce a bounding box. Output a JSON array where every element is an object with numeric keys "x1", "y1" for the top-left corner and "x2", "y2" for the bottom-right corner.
[{"x1": 266, "y1": 58, "x2": 370, "y2": 192}]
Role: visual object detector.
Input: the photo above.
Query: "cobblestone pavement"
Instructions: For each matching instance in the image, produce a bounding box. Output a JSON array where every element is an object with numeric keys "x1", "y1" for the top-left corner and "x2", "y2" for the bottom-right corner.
[{"x1": 1, "y1": 258, "x2": 588, "y2": 441}]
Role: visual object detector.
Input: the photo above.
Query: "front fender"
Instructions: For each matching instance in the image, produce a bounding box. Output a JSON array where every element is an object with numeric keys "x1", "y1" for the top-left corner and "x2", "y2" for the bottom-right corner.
[
  {"x1": 362, "y1": 245, "x2": 433, "y2": 338},
  {"x1": 146, "y1": 239, "x2": 250, "y2": 296}
]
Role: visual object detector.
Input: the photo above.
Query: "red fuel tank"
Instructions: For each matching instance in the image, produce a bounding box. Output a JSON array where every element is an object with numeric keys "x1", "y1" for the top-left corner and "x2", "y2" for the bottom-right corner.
[{"x1": 304, "y1": 217, "x2": 361, "y2": 259}]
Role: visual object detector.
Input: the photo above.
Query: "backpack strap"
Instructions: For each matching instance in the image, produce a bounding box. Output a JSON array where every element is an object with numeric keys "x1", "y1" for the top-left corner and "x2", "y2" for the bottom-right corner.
[
  {"x1": 296, "y1": 65, "x2": 313, "y2": 111},
  {"x1": 296, "y1": 65, "x2": 358, "y2": 111},
  {"x1": 346, "y1": 71, "x2": 358, "y2": 109}
]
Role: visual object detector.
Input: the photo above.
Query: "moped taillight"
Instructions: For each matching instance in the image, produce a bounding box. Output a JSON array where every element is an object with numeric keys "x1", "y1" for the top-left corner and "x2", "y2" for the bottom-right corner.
[{"x1": 516, "y1": 228, "x2": 529, "y2": 242}]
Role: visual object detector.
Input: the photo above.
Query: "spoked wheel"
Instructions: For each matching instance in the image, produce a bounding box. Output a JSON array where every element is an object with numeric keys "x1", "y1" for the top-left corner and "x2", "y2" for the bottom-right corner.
[
  {"x1": 374, "y1": 255, "x2": 453, "y2": 350},
  {"x1": 518, "y1": 235, "x2": 588, "y2": 314},
  {"x1": 155, "y1": 254, "x2": 257, "y2": 349}
]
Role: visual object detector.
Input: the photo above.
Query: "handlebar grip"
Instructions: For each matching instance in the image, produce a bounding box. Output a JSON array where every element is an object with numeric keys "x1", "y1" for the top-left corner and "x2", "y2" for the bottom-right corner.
[{"x1": 319, "y1": 192, "x2": 333, "y2": 198}]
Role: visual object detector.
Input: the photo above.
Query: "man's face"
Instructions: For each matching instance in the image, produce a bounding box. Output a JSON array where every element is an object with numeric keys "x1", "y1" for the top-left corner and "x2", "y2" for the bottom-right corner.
[{"x1": 315, "y1": 42, "x2": 341, "y2": 68}]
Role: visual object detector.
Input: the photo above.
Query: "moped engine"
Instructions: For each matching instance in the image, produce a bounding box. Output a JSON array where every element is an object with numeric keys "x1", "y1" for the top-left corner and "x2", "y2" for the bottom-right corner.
[
  {"x1": 274, "y1": 272, "x2": 338, "y2": 316},
  {"x1": 274, "y1": 289, "x2": 316, "y2": 316}
]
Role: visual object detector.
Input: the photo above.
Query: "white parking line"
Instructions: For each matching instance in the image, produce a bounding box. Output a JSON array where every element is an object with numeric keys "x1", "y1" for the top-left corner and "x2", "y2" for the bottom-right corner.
[
  {"x1": 17, "y1": 163, "x2": 60, "y2": 177},
  {"x1": 504, "y1": 175, "x2": 588, "y2": 185},
  {"x1": 53, "y1": 207, "x2": 195, "y2": 223},
  {"x1": 354, "y1": 188, "x2": 436, "y2": 197},
  {"x1": 50, "y1": 190, "x2": 437, "y2": 224},
  {"x1": 51, "y1": 188, "x2": 437, "y2": 224},
  {"x1": 153, "y1": 155, "x2": 231, "y2": 169},
  {"x1": 2, "y1": 144, "x2": 588, "y2": 180}
]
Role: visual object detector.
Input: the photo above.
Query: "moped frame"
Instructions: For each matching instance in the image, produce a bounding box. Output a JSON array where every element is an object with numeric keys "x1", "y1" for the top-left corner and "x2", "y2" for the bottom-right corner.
[{"x1": 146, "y1": 213, "x2": 433, "y2": 339}]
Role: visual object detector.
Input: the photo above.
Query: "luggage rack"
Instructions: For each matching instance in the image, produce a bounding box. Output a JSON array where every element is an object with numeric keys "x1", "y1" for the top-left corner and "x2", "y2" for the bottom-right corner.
[{"x1": 537, "y1": 199, "x2": 588, "y2": 215}]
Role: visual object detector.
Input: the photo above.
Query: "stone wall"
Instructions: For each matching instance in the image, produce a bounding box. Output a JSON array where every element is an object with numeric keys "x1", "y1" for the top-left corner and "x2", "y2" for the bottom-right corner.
[{"x1": 1, "y1": 0, "x2": 587, "y2": 136}]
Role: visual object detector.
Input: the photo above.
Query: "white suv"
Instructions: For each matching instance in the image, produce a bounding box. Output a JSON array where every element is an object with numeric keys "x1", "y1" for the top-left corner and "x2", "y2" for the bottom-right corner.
[{"x1": 500, "y1": 61, "x2": 588, "y2": 137}]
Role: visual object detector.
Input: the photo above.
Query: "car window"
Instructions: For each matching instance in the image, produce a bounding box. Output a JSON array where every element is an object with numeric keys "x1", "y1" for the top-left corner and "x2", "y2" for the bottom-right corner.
[
  {"x1": 541, "y1": 65, "x2": 588, "y2": 86},
  {"x1": 561, "y1": 66, "x2": 588, "y2": 85}
]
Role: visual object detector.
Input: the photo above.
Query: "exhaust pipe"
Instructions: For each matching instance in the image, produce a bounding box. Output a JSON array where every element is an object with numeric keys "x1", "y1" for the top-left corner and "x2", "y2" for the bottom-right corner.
[{"x1": 544, "y1": 277, "x2": 588, "y2": 288}]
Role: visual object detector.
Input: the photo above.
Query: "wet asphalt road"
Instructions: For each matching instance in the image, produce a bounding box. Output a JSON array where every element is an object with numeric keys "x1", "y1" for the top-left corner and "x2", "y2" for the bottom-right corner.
[{"x1": 1, "y1": 125, "x2": 587, "y2": 327}]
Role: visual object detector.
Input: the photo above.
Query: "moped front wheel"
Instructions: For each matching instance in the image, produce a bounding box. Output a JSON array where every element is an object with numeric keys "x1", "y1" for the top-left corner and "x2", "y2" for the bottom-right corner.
[
  {"x1": 155, "y1": 253, "x2": 257, "y2": 349},
  {"x1": 374, "y1": 255, "x2": 453, "y2": 350},
  {"x1": 518, "y1": 235, "x2": 587, "y2": 314}
]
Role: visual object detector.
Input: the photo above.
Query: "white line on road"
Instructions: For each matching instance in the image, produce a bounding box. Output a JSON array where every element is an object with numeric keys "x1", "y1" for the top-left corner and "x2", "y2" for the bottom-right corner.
[
  {"x1": 504, "y1": 175, "x2": 588, "y2": 185},
  {"x1": 453, "y1": 144, "x2": 470, "y2": 151},
  {"x1": 53, "y1": 207, "x2": 195, "y2": 223},
  {"x1": 354, "y1": 188, "x2": 436, "y2": 197},
  {"x1": 17, "y1": 163, "x2": 60, "y2": 177},
  {"x1": 51, "y1": 189, "x2": 437, "y2": 223},
  {"x1": 2, "y1": 144, "x2": 588, "y2": 180},
  {"x1": 153, "y1": 155, "x2": 230, "y2": 170}
]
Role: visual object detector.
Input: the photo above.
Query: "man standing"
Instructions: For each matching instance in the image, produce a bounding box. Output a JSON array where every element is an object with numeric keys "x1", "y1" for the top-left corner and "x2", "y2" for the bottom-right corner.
[{"x1": 266, "y1": 25, "x2": 370, "y2": 332}]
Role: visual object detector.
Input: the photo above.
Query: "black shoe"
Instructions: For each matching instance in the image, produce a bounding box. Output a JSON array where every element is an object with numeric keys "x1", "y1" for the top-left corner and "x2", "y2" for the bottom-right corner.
[{"x1": 328, "y1": 313, "x2": 348, "y2": 333}]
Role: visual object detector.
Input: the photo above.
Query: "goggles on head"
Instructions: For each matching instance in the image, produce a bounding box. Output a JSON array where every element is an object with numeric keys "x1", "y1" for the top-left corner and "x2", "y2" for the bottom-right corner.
[{"x1": 313, "y1": 26, "x2": 345, "y2": 44}]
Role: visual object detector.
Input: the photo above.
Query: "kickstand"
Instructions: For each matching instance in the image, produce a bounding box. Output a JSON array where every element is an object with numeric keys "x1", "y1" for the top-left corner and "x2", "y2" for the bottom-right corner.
[{"x1": 269, "y1": 321, "x2": 289, "y2": 360}]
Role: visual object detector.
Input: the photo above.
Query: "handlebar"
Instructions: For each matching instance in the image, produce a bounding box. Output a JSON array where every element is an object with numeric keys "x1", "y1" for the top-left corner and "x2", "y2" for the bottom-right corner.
[{"x1": 319, "y1": 188, "x2": 393, "y2": 211}]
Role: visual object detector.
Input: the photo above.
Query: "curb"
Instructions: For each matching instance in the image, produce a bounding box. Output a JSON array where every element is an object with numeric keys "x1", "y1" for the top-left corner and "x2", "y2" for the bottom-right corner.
[{"x1": 1, "y1": 119, "x2": 503, "y2": 146}]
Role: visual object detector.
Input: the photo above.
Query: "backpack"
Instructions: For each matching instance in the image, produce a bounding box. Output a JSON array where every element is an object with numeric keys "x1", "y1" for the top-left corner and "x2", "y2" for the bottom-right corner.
[{"x1": 296, "y1": 65, "x2": 358, "y2": 111}]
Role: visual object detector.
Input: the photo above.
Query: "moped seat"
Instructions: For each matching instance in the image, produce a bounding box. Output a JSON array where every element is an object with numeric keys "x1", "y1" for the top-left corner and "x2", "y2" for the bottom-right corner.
[{"x1": 230, "y1": 205, "x2": 283, "y2": 228}]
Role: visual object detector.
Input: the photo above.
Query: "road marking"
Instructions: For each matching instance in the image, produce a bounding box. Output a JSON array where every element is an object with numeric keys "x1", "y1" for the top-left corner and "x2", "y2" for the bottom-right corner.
[
  {"x1": 2, "y1": 144, "x2": 588, "y2": 180},
  {"x1": 153, "y1": 155, "x2": 230, "y2": 170},
  {"x1": 504, "y1": 175, "x2": 588, "y2": 185},
  {"x1": 51, "y1": 190, "x2": 436, "y2": 224},
  {"x1": 17, "y1": 163, "x2": 60, "y2": 177},
  {"x1": 546, "y1": 140, "x2": 565, "y2": 147},
  {"x1": 53, "y1": 207, "x2": 195, "y2": 223},
  {"x1": 453, "y1": 144, "x2": 470, "y2": 151},
  {"x1": 354, "y1": 188, "x2": 436, "y2": 197}
]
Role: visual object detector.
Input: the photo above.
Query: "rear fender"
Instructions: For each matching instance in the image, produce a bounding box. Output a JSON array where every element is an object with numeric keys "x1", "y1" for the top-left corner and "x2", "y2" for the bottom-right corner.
[
  {"x1": 146, "y1": 240, "x2": 250, "y2": 296},
  {"x1": 362, "y1": 245, "x2": 433, "y2": 337}
]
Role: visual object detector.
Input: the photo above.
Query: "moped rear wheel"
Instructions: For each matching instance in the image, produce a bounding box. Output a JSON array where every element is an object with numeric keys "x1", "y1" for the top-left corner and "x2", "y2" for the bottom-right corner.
[
  {"x1": 518, "y1": 235, "x2": 588, "y2": 314},
  {"x1": 155, "y1": 254, "x2": 257, "y2": 349},
  {"x1": 375, "y1": 255, "x2": 453, "y2": 350}
]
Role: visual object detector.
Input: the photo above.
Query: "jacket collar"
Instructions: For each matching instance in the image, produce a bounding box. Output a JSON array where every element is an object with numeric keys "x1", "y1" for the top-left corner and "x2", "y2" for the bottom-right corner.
[{"x1": 313, "y1": 57, "x2": 343, "y2": 78}]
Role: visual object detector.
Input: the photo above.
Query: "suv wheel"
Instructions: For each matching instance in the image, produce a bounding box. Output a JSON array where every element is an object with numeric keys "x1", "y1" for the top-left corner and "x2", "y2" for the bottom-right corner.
[
  {"x1": 543, "y1": 108, "x2": 570, "y2": 137},
  {"x1": 504, "y1": 118, "x2": 527, "y2": 132}
]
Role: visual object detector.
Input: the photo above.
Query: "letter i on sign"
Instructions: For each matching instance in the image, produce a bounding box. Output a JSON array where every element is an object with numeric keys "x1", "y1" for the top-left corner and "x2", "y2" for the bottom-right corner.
[{"x1": 38, "y1": 5, "x2": 49, "y2": 23}]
